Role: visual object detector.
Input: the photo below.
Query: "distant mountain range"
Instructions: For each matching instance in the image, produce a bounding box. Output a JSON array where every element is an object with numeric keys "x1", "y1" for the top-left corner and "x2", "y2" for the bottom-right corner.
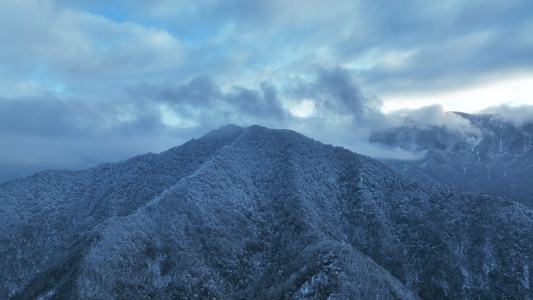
[
  {"x1": 2, "y1": 124, "x2": 533, "y2": 299},
  {"x1": 371, "y1": 112, "x2": 533, "y2": 207}
]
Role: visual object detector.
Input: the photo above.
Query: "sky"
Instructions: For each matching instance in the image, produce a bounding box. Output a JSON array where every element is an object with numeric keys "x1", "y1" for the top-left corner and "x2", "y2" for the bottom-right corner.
[{"x1": 1, "y1": 0, "x2": 533, "y2": 181}]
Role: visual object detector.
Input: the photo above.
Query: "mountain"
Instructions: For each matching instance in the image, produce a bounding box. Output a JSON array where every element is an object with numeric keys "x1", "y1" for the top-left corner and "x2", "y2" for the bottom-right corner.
[
  {"x1": 371, "y1": 113, "x2": 533, "y2": 207},
  {"x1": 2, "y1": 124, "x2": 533, "y2": 299}
]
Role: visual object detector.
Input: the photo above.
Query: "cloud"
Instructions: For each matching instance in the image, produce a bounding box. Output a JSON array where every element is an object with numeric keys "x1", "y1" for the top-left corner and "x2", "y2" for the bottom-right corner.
[
  {"x1": 384, "y1": 104, "x2": 481, "y2": 136},
  {"x1": 0, "y1": 95, "x2": 169, "y2": 139},
  {"x1": 0, "y1": 97, "x2": 83, "y2": 137},
  {"x1": 131, "y1": 76, "x2": 222, "y2": 108},
  {"x1": 343, "y1": 1, "x2": 533, "y2": 97},
  {"x1": 480, "y1": 104, "x2": 533, "y2": 126},
  {"x1": 2, "y1": 0, "x2": 532, "y2": 101},
  {"x1": 285, "y1": 67, "x2": 382, "y2": 122},
  {"x1": 0, "y1": 134, "x2": 191, "y2": 183},
  {"x1": 1, "y1": 0, "x2": 532, "y2": 180},
  {"x1": 0, "y1": 92, "x2": 203, "y2": 182},
  {"x1": 365, "y1": 103, "x2": 533, "y2": 160},
  {"x1": 226, "y1": 83, "x2": 286, "y2": 121},
  {"x1": 314, "y1": 68, "x2": 381, "y2": 119},
  {"x1": 125, "y1": 76, "x2": 287, "y2": 128},
  {"x1": 0, "y1": 0, "x2": 187, "y2": 97},
  {"x1": 358, "y1": 104, "x2": 489, "y2": 160}
]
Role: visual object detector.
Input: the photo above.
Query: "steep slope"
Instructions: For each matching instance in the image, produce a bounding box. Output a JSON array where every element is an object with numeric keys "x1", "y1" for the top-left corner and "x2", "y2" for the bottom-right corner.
[
  {"x1": 371, "y1": 113, "x2": 533, "y2": 206},
  {"x1": 2, "y1": 125, "x2": 533, "y2": 299}
]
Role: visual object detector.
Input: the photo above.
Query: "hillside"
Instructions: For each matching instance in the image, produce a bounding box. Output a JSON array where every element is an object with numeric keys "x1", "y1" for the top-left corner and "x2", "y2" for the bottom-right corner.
[{"x1": 1, "y1": 125, "x2": 533, "y2": 299}]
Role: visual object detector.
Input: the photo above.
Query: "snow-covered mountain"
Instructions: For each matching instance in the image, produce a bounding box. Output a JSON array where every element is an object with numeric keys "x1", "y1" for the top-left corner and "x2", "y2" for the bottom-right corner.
[
  {"x1": 371, "y1": 113, "x2": 533, "y2": 207},
  {"x1": 2, "y1": 125, "x2": 533, "y2": 299}
]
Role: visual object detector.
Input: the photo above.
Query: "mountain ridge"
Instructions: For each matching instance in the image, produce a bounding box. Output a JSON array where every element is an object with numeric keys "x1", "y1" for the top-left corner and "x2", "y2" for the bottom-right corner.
[{"x1": 2, "y1": 124, "x2": 533, "y2": 299}]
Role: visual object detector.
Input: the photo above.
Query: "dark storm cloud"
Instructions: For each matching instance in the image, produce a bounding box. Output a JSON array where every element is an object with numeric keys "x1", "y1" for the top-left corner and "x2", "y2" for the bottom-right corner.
[
  {"x1": 132, "y1": 77, "x2": 222, "y2": 107},
  {"x1": 286, "y1": 67, "x2": 382, "y2": 124},
  {"x1": 314, "y1": 68, "x2": 382, "y2": 120},
  {"x1": 127, "y1": 76, "x2": 286, "y2": 126},
  {"x1": 226, "y1": 82, "x2": 286, "y2": 121}
]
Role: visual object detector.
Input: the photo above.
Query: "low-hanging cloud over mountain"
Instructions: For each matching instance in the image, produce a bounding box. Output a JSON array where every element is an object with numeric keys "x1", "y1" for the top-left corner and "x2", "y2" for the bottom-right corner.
[
  {"x1": 481, "y1": 104, "x2": 533, "y2": 126},
  {"x1": 385, "y1": 104, "x2": 482, "y2": 136}
]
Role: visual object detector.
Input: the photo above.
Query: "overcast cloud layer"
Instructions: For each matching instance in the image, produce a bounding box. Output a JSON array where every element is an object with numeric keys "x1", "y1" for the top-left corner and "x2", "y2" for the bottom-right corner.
[{"x1": 1, "y1": 0, "x2": 533, "y2": 180}]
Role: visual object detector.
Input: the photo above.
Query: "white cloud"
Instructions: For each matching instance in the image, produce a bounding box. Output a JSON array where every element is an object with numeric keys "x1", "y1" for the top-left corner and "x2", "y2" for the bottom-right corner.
[
  {"x1": 159, "y1": 104, "x2": 200, "y2": 128},
  {"x1": 0, "y1": 0, "x2": 187, "y2": 97},
  {"x1": 481, "y1": 104, "x2": 533, "y2": 126},
  {"x1": 386, "y1": 104, "x2": 481, "y2": 136},
  {"x1": 286, "y1": 99, "x2": 315, "y2": 118}
]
